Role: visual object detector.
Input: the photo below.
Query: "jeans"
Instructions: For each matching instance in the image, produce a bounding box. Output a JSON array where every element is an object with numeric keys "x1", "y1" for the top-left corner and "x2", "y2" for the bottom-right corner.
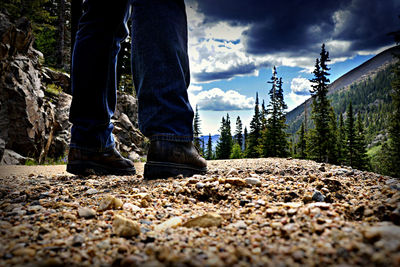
[{"x1": 69, "y1": 0, "x2": 193, "y2": 152}]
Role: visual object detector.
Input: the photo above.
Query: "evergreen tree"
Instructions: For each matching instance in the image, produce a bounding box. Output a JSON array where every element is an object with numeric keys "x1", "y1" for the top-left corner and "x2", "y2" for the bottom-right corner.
[
  {"x1": 327, "y1": 106, "x2": 339, "y2": 164},
  {"x1": 345, "y1": 102, "x2": 357, "y2": 166},
  {"x1": 206, "y1": 133, "x2": 213, "y2": 160},
  {"x1": 353, "y1": 112, "x2": 369, "y2": 170},
  {"x1": 309, "y1": 44, "x2": 332, "y2": 162},
  {"x1": 260, "y1": 100, "x2": 267, "y2": 130},
  {"x1": 260, "y1": 66, "x2": 288, "y2": 157},
  {"x1": 296, "y1": 122, "x2": 307, "y2": 158},
  {"x1": 243, "y1": 127, "x2": 248, "y2": 152},
  {"x1": 193, "y1": 105, "x2": 202, "y2": 154},
  {"x1": 245, "y1": 93, "x2": 262, "y2": 158},
  {"x1": 337, "y1": 113, "x2": 346, "y2": 164},
  {"x1": 234, "y1": 116, "x2": 243, "y2": 149},
  {"x1": 216, "y1": 114, "x2": 233, "y2": 159},
  {"x1": 387, "y1": 50, "x2": 400, "y2": 177},
  {"x1": 230, "y1": 143, "x2": 242, "y2": 159}
]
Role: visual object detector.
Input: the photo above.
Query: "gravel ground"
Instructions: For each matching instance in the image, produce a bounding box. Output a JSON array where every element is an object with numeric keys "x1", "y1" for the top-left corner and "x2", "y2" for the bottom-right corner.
[{"x1": 0, "y1": 158, "x2": 399, "y2": 267}]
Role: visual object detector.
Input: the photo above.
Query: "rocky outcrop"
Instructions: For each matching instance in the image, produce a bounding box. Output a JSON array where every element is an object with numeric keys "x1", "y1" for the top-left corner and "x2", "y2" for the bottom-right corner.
[{"x1": 0, "y1": 11, "x2": 146, "y2": 165}]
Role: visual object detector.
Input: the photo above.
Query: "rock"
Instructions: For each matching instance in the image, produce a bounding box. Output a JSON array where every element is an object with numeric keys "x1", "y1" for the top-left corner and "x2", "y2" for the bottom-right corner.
[
  {"x1": 42, "y1": 67, "x2": 70, "y2": 94},
  {"x1": 195, "y1": 182, "x2": 206, "y2": 189},
  {"x1": 72, "y1": 235, "x2": 85, "y2": 247},
  {"x1": 312, "y1": 190, "x2": 325, "y2": 202},
  {"x1": 154, "y1": 217, "x2": 183, "y2": 232},
  {"x1": 227, "y1": 168, "x2": 239, "y2": 176},
  {"x1": 225, "y1": 178, "x2": 246, "y2": 186},
  {"x1": 12, "y1": 248, "x2": 36, "y2": 257},
  {"x1": 113, "y1": 215, "x2": 140, "y2": 238},
  {"x1": 77, "y1": 207, "x2": 96, "y2": 219},
  {"x1": 123, "y1": 203, "x2": 141, "y2": 212},
  {"x1": 227, "y1": 220, "x2": 247, "y2": 230},
  {"x1": 245, "y1": 177, "x2": 262, "y2": 186},
  {"x1": 363, "y1": 223, "x2": 400, "y2": 251},
  {"x1": 85, "y1": 189, "x2": 98, "y2": 195},
  {"x1": 98, "y1": 195, "x2": 123, "y2": 212},
  {"x1": 0, "y1": 149, "x2": 29, "y2": 165},
  {"x1": 183, "y1": 213, "x2": 223, "y2": 228}
]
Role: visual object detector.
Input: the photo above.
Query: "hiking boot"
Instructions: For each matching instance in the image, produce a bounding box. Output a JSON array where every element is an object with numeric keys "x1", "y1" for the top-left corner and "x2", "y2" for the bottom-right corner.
[
  {"x1": 144, "y1": 140, "x2": 207, "y2": 179},
  {"x1": 67, "y1": 147, "x2": 136, "y2": 176}
]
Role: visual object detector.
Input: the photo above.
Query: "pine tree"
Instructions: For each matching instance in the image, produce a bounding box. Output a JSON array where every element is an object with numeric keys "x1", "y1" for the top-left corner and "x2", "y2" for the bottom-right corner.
[
  {"x1": 296, "y1": 122, "x2": 307, "y2": 158},
  {"x1": 337, "y1": 113, "x2": 346, "y2": 164},
  {"x1": 193, "y1": 105, "x2": 202, "y2": 153},
  {"x1": 206, "y1": 133, "x2": 213, "y2": 160},
  {"x1": 230, "y1": 143, "x2": 242, "y2": 159},
  {"x1": 345, "y1": 102, "x2": 357, "y2": 166},
  {"x1": 245, "y1": 93, "x2": 261, "y2": 158},
  {"x1": 243, "y1": 127, "x2": 248, "y2": 152},
  {"x1": 353, "y1": 112, "x2": 369, "y2": 170},
  {"x1": 216, "y1": 114, "x2": 233, "y2": 159},
  {"x1": 261, "y1": 100, "x2": 267, "y2": 130},
  {"x1": 260, "y1": 67, "x2": 288, "y2": 157},
  {"x1": 387, "y1": 51, "x2": 400, "y2": 177},
  {"x1": 327, "y1": 106, "x2": 339, "y2": 164},
  {"x1": 309, "y1": 44, "x2": 332, "y2": 162},
  {"x1": 234, "y1": 116, "x2": 243, "y2": 149}
]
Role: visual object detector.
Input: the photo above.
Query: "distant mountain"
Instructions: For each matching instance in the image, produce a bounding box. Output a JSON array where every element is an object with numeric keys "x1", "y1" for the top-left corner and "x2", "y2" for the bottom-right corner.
[{"x1": 286, "y1": 46, "x2": 400, "y2": 142}]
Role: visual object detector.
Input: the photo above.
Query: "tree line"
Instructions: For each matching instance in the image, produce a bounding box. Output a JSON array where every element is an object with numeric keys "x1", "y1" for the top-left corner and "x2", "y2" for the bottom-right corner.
[{"x1": 194, "y1": 43, "x2": 400, "y2": 177}]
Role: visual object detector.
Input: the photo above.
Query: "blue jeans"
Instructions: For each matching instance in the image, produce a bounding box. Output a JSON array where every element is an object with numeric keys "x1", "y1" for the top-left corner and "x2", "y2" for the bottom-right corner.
[{"x1": 69, "y1": 0, "x2": 193, "y2": 152}]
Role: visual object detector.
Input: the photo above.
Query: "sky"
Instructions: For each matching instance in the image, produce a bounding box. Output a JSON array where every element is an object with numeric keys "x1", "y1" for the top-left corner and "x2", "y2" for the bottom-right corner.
[{"x1": 184, "y1": 0, "x2": 400, "y2": 135}]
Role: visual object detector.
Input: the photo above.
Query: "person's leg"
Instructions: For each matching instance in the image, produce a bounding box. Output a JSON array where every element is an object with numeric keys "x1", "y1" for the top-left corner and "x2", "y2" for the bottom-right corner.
[
  {"x1": 67, "y1": 0, "x2": 135, "y2": 176},
  {"x1": 131, "y1": 0, "x2": 206, "y2": 179}
]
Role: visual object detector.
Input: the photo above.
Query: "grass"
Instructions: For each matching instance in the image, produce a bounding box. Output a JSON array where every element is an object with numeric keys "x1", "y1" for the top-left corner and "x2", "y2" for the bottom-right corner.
[
  {"x1": 25, "y1": 155, "x2": 68, "y2": 166},
  {"x1": 45, "y1": 83, "x2": 62, "y2": 96}
]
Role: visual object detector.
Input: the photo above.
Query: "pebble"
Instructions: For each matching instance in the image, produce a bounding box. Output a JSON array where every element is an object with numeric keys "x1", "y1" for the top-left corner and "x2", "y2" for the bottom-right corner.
[
  {"x1": 77, "y1": 207, "x2": 96, "y2": 219},
  {"x1": 312, "y1": 190, "x2": 325, "y2": 202},
  {"x1": 113, "y1": 215, "x2": 140, "y2": 238},
  {"x1": 225, "y1": 178, "x2": 246, "y2": 186},
  {"x1": 195, "y1": 182, "x2": 206, "y2": 189},
  {"x1": 183, "y1": 213, "x2": 223, "y2": 228},
  {"x1": 123, "y1": 203, "x2": 141, "y2": 212},
  {"x1": 245, "y1": 177, "x2": 262, "y2": 186},
  {"x1": 227, "y1": 168, "x2": 239, "y2": 176},
  {"x1": 85, "y1": 188, "x2": 98, "y2": 195},
  {"x1": 98, "y1": 195, "x2": 123, "y2": 212},
  {"x1": 154, "y1": 217, "x2": 183, "y2": 232}
]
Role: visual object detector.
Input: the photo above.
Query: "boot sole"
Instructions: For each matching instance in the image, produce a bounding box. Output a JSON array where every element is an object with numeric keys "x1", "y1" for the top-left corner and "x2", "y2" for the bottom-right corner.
[
  {"x1": 67, "y1": 161, "x2": 136, "y2": 176},
  {"x1": 144, "y1": 161, "x2": 207, "y2": 180}
]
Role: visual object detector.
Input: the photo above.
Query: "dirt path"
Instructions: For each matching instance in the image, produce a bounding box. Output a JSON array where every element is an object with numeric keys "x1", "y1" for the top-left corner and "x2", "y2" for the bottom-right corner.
[
  {"x1": 0, "y1": 158, "x2": 399, "y2": 266},
  {"x1": 0, "y1": 163, "x2": 145, "y2": 178}
]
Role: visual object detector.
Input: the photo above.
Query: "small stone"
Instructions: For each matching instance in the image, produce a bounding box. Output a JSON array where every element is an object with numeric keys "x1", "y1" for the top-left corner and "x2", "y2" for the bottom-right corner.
[
  {"x1": 12, "y1": 248, "x2": 36, "y2": 257},
  {"x1": 187, "y1": 178, "x2": 199, "y2": 184},
  {"x1": 85, "y1": 188, "x2": 98, "y2": 195},
  {"x1": 98, "y1": 195, "x2": 123, "y2": 212},
  {"x1": 154, "y1": 217, "x2": 183, "y2": 232},
  {"x1": 245, "y1": 177, "x2": 262, "y2": 186},
  {"x1": 72, "y1": 235, "x2": 85, "y2": 247},
  {"x1": 227, "y1": 220, "x2": 247, "y2": 230},
  {"x1": 183, "y1": 213, "x2": 223, "y2": 228},
  {"x1": 227, "y1": 168, "x2": 239, "y2": 176},
  {"x1": 312, "y1": 190, "x2": 325, "y2": 202},
  {"x1": 78, "y1": 207, "x2": 96, "y2": 219},
  {"x1": 113, "y1": 215, "x2": 140, "y2": 238},
  {"x1": 226, "y1": 178, "x2": 246, "y2": 186},
  {"x1": 195, "y1": 182, "x2": 205, "y2": 189},
  {"x1": 123, "y1": 203, "x2": 141, "y2": 212}
]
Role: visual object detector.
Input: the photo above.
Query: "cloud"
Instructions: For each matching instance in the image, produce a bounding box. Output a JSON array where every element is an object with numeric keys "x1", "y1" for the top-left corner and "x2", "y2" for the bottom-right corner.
[
  {"x1": 287, "y1": 78, "x2": 311, "y2": 110},
  {"x1": 189, "y1": 87, "x2": 254, "y2": 111},
  {"x1": 185, "y1": 0, "x2": 399, "y2": 82},
  {"x1": 291, "y1": 78, "x2": 311, "y2": 96}
]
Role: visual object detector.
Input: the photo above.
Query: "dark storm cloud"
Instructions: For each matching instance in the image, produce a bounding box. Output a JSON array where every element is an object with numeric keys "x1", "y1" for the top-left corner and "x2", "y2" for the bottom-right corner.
[
  {"x1": 193, "y1": 62, "x2": 264, "y2": 82},
  {"x1": 193, "y1": 0, "x2": 400, "y2": 57}
]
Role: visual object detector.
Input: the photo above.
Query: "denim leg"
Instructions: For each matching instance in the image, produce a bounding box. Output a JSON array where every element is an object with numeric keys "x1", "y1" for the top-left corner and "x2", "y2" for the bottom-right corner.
[
  {"x1": 131, "y1": 0, "x2": 194, "y2": 142},
  {"x1": 69, "y1": 0, "x2": 131, "y2": 152}
]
